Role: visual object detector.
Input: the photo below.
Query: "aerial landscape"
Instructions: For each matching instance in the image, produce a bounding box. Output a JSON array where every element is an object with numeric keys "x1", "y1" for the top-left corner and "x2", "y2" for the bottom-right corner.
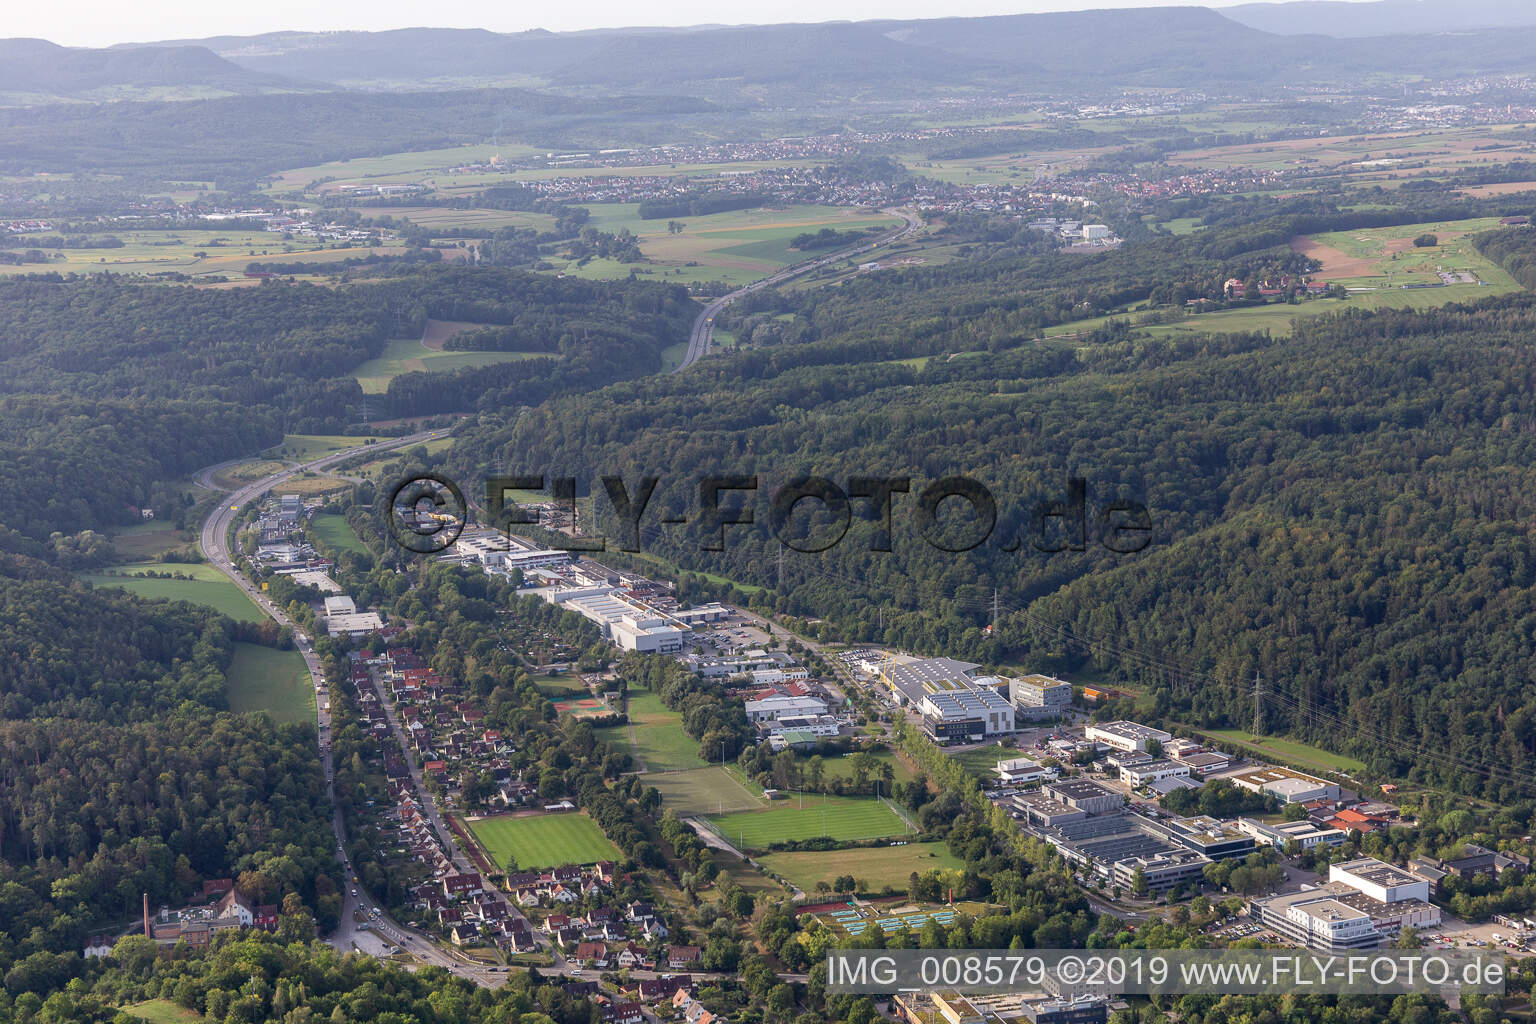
[{"x1": 14, "y1": 0, "x2": 1536, "y2": 1021}]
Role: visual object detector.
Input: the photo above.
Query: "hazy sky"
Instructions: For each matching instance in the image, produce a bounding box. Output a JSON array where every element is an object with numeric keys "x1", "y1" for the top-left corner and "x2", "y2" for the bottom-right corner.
[{"x1": 17, "y1": 0, "x2": 1368, "y2": 49}]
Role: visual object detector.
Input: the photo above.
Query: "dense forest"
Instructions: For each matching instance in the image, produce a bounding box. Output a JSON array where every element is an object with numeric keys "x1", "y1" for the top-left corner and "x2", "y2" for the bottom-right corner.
[
  {"x1": 0, "y1": 557, "x2": 339, "y2": 981},
  {"x1": 451, "y1": 256, "x2": 1536, "y2": 799}
]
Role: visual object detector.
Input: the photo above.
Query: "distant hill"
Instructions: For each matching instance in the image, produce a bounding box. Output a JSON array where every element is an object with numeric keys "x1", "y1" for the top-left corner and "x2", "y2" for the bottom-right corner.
[
  {"x1": 1220, "y1": 0, "x2": 1536, "y2": 37},
  {"x1": 135, "y1": 9, "x2": 1322, "y2": 95},
  {"x1": 17, "y1": 6, "x2": 1536, "y2": 109},
  {"x1": 0, "y1": 38, "x2": 309, "y2": 100},
  {"x1": 135, "y1": 28, "x2": 616, "y2": 86}
]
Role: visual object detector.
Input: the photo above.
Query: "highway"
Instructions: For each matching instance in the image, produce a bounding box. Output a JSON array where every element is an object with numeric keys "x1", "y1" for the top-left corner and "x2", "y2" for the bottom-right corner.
[
  {"x1": 195, "y1": 430, "x2": 512, "y2": 985},
  {"x1": 673, "y1": 207, "x2": 922, "y2": 372}
]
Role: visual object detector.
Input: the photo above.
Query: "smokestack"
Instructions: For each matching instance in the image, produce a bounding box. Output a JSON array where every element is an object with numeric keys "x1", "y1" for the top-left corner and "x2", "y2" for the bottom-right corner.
[{"x1": 143, "y1": 893, "x2": 150, "y2": 937}]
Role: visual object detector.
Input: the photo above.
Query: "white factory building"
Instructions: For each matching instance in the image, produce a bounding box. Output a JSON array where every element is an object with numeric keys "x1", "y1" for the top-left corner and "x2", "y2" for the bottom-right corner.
[
  {"x1": 558, "y1": 591, "x2": 685, "y2": 654},
  {"x1": 744, "y1": 695, "x2": 829, "y2": 724},
  {"x1": 920, "y1": 685, "x2": 1015, "y2": 741},
  {"x1": 1084, "y1": 721, "x2": 1172, "y2": 753},
  {"x1": 996, "y1": 757, "x2": 1057, "y2": 785},
  {"x1": 1231, "y1": 766, "x2": 1341, "y2": 804}
]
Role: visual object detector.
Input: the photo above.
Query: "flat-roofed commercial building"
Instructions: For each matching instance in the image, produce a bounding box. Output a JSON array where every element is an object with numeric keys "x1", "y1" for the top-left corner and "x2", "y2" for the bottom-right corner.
[
  {"x1": 560, "y1": 592, "x2": 684, "y2": 653},
  {"x1": 1231, "y1": 766, "x2": 1340, "y2": 804},
  {"x1": 327, "y1": 611, "x2": 385, "y2": 637},
  {"x1": 1110, "y1": 849, "x2": 1209, "y2": 893},
  {"x1": 921, "y1": 686, "x2": 1015, "y2": 741},
  {"x1": 673, "y1": 603, "x2": 729, "y2": 626},
  {"x1": 1172, "y1": 749, "x2": 1232, "y2": 776},
  {"x1": 743, "y1": 695, "x2": 828, "y2": 723},
  {"x1": 1119, "y1": 759, "x2": 1191, "y2": 787},
  {"x1": 1043, "y1": 778, "x2": 1124, "y2": 816},
  {"x1": 996, "y1": 757, "x2": 1056, "y2": 785},
  {"x1": 1251, "y1": 883, "x2": 1441, "y2": 952},
  {"x1": 1330, "y1": 858, "x2": 1431, "y2": 904},
  {"x1": 1009, "y1": 674, "x2": 1072, "y2": 720},
  {"x1": 1007, "y1": 792, "x2": 1088, "y2": 828},
  {"x1": 1152, "y1": 815, "x2": 1257, "y2": 861},
  {"x1": 1238, "y1": 817, "x2": 1347, "y2": 850},
  {"x1": 884, "y1": 656, "x2": 981, "y2": 705},
  {"x1": 1084, "y1": 721, "x2": 1172, "y2": 753}
]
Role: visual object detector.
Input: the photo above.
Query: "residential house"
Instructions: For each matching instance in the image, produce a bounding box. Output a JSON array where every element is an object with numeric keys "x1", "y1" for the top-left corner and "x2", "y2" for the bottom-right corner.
[
  {"x1": 575, "y1": 941, "x2": 608, "y2": 966},
  {"x1": 668, "y1": 945, "x2": 702, "y2": 969}
]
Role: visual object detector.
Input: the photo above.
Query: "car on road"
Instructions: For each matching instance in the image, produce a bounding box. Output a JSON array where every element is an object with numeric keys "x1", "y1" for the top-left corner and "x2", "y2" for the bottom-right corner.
[
  {"x1": 570, "y1": 969, "x2": 582, "y2": 976},
  {"x1": 351, "y1": 888, "x2": 357, "y2": 896}
]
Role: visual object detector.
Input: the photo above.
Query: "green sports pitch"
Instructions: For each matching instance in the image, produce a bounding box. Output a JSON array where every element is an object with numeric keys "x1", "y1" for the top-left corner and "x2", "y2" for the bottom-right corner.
[
  {"x1": 704, "y1": 795, "x2": 913, "y2": 850},
  {"x1": 467, "y1": 812, "x2": 622, "y2": 870}
]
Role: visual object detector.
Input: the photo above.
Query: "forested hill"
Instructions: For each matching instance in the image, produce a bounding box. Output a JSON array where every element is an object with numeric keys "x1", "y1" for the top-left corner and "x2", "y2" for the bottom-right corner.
[
  {"x1": 451, "y1": 264, "x2": 1536, "y2": 800},
  {"x1": 0, "y1": 268, "x2": 693, "y2": 549},
  {"x1": 0, "y1": 556, "x2": 340, "y2": 979}
]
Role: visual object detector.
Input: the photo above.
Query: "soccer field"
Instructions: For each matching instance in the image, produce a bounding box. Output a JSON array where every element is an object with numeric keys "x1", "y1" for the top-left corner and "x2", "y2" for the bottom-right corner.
[
  {"x1": 648, "y1": 766, "x2": 763, "y2": 815},
  {"x1": 467, "y1": 812, "x2": 622, "y2": 870},
  {"x1": 704, "y1": 795, "x2": 913, "y2": 850}
]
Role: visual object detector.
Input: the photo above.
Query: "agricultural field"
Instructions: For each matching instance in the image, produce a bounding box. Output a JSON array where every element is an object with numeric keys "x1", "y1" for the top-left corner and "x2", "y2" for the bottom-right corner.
[
  {"x1": 0, "y1": 228, "x2": 406, "y2": 279},
  {"x1": 308, "y1": 512, "x2": 369, "y2": 555},
  {"x1": 1198, "y1": 729, "x2": 1366, "y2": 775},
  {"x1": 266, "y1": 434, "x2": 380, "y2": 462},
  {"x1": 1296, "y1": 216, "x2": 1517, "y2": 290},
  {"x1": 356, "y1": 206, "x2": 558, "y2": 233},
  {"x1": 1170, "y1": 124, "x2": 1536, "y2": 176},
  {"x1": 120, "y1": 999, "x2": 203, "y2": 1024},
  {"x1": 760, "y1": 842, "x2": 964, "y2": 893},
  {"x1": 646, "y1": 766, "x2": 764, "y2": 815},
  {"x1": 595, "y1": 688, "x2": 709, "y2": 773},
  {"x1": 110, "y1": 520, "x2": 196, "y2": 561},
  {"x1": 547, "y1": 203, "x2": 903, "y2": 287},
  {"x1": 79, "y1": 562, "x2": 265, "y2": 622},
  {"x1": 704, "y1": 794, "x2": 914, "y2": 849},
  {"x1": 226, "y1": 642, "x2": 316, "y2": 725},
  {"x1": 264, "y1": 143, "x2": 543, "y2": 191},
  {"x1": 1042, "y1": 219, "x2": 1525, "y2": 341},
  {"x1": 467, "y1": 811, "x2": 622, "y2": 870},
  {"x1": 352, "y1": 334, "x2": 547, "y2": 394}
]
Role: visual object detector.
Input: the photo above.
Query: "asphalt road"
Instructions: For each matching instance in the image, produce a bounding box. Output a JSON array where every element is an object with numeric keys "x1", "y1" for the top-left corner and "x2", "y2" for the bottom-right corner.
[
  {"x1": 195, "y1": 430, "x2": 514, "y2": 984},
  {"x1": 673, "y1": 207, "x2": 922, "y2": 372}
]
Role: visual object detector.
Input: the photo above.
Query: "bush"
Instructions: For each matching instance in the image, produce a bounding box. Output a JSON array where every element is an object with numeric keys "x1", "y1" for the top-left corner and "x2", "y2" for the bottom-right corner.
[{"x1": 1413, "y1": 233, "x2": 1439, "y2": 247}]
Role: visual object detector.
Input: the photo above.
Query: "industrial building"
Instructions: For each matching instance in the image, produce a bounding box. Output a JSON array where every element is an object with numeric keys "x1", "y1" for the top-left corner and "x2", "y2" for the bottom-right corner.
[
  {"x1": 1119, "y1": 759, "x2": 1192, "y2": 787},
  {"x1": 1330, "y1": 858, "x2": 1430, "y2": 904},
  {"x1": 1237, "y1": 817, "x2": 1347, "y2": 850},
  {"x1": 1005, "y1": 792, "x2": 1089, "y2": 828},
  {"x1": 1084, "y1": 721, "x2": 1172, "y2": 753},
  {"x1": 1250, "y1": 880, "x2": 1441, "y2": 952},
  {"x1": 1034, "y1": 813, "x2": 1210, "y2": 892},
  {"x1": 1171, "y1": 749, "x2": 1232, "y2": 776},
  {"x1": 743, "y1": 694, "x2": 828, "y2": 724},
  {"x1": 1009, "y1": 674, "x2": 1073, "y2": 720},
  {"x1": 920, "y1": 684, "x2": 1015, "y2": 741},
  {"x1": 881, "y1": 656, "x2": 982, "y2": 705},
  {"x1": 444, "y1": 531, "x2": 573, "y2": 573},
  {"x1": 1043, "y1": 779, "x2": 1123, "y2": 816},
  {"x1": 1231, "y1": 766, "x2": 1340, "y2": 804},
  {"x1": 673, "y1": 603, "x2": 730, "y2": 626},
  {"x1": 558, "y1": 591, "x2": 685, "y2": 653},
  {"x1": 688, "y1": 650, "x2": 801, "y2": 679},
  {"x1": 996, "y1": 757, "x2": 1056, "y2": 785}
]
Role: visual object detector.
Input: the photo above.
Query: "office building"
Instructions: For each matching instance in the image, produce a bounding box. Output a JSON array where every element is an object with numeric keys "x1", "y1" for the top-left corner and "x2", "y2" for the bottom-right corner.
[{"x1": 1010, "y1": 674, "x2": 1073, "y2": 720}]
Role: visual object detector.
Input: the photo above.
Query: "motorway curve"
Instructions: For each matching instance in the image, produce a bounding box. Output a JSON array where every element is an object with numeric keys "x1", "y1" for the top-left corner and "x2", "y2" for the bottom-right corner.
[{"x1": 673, "y1": 207, "x2": 922, "y2": 372}]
